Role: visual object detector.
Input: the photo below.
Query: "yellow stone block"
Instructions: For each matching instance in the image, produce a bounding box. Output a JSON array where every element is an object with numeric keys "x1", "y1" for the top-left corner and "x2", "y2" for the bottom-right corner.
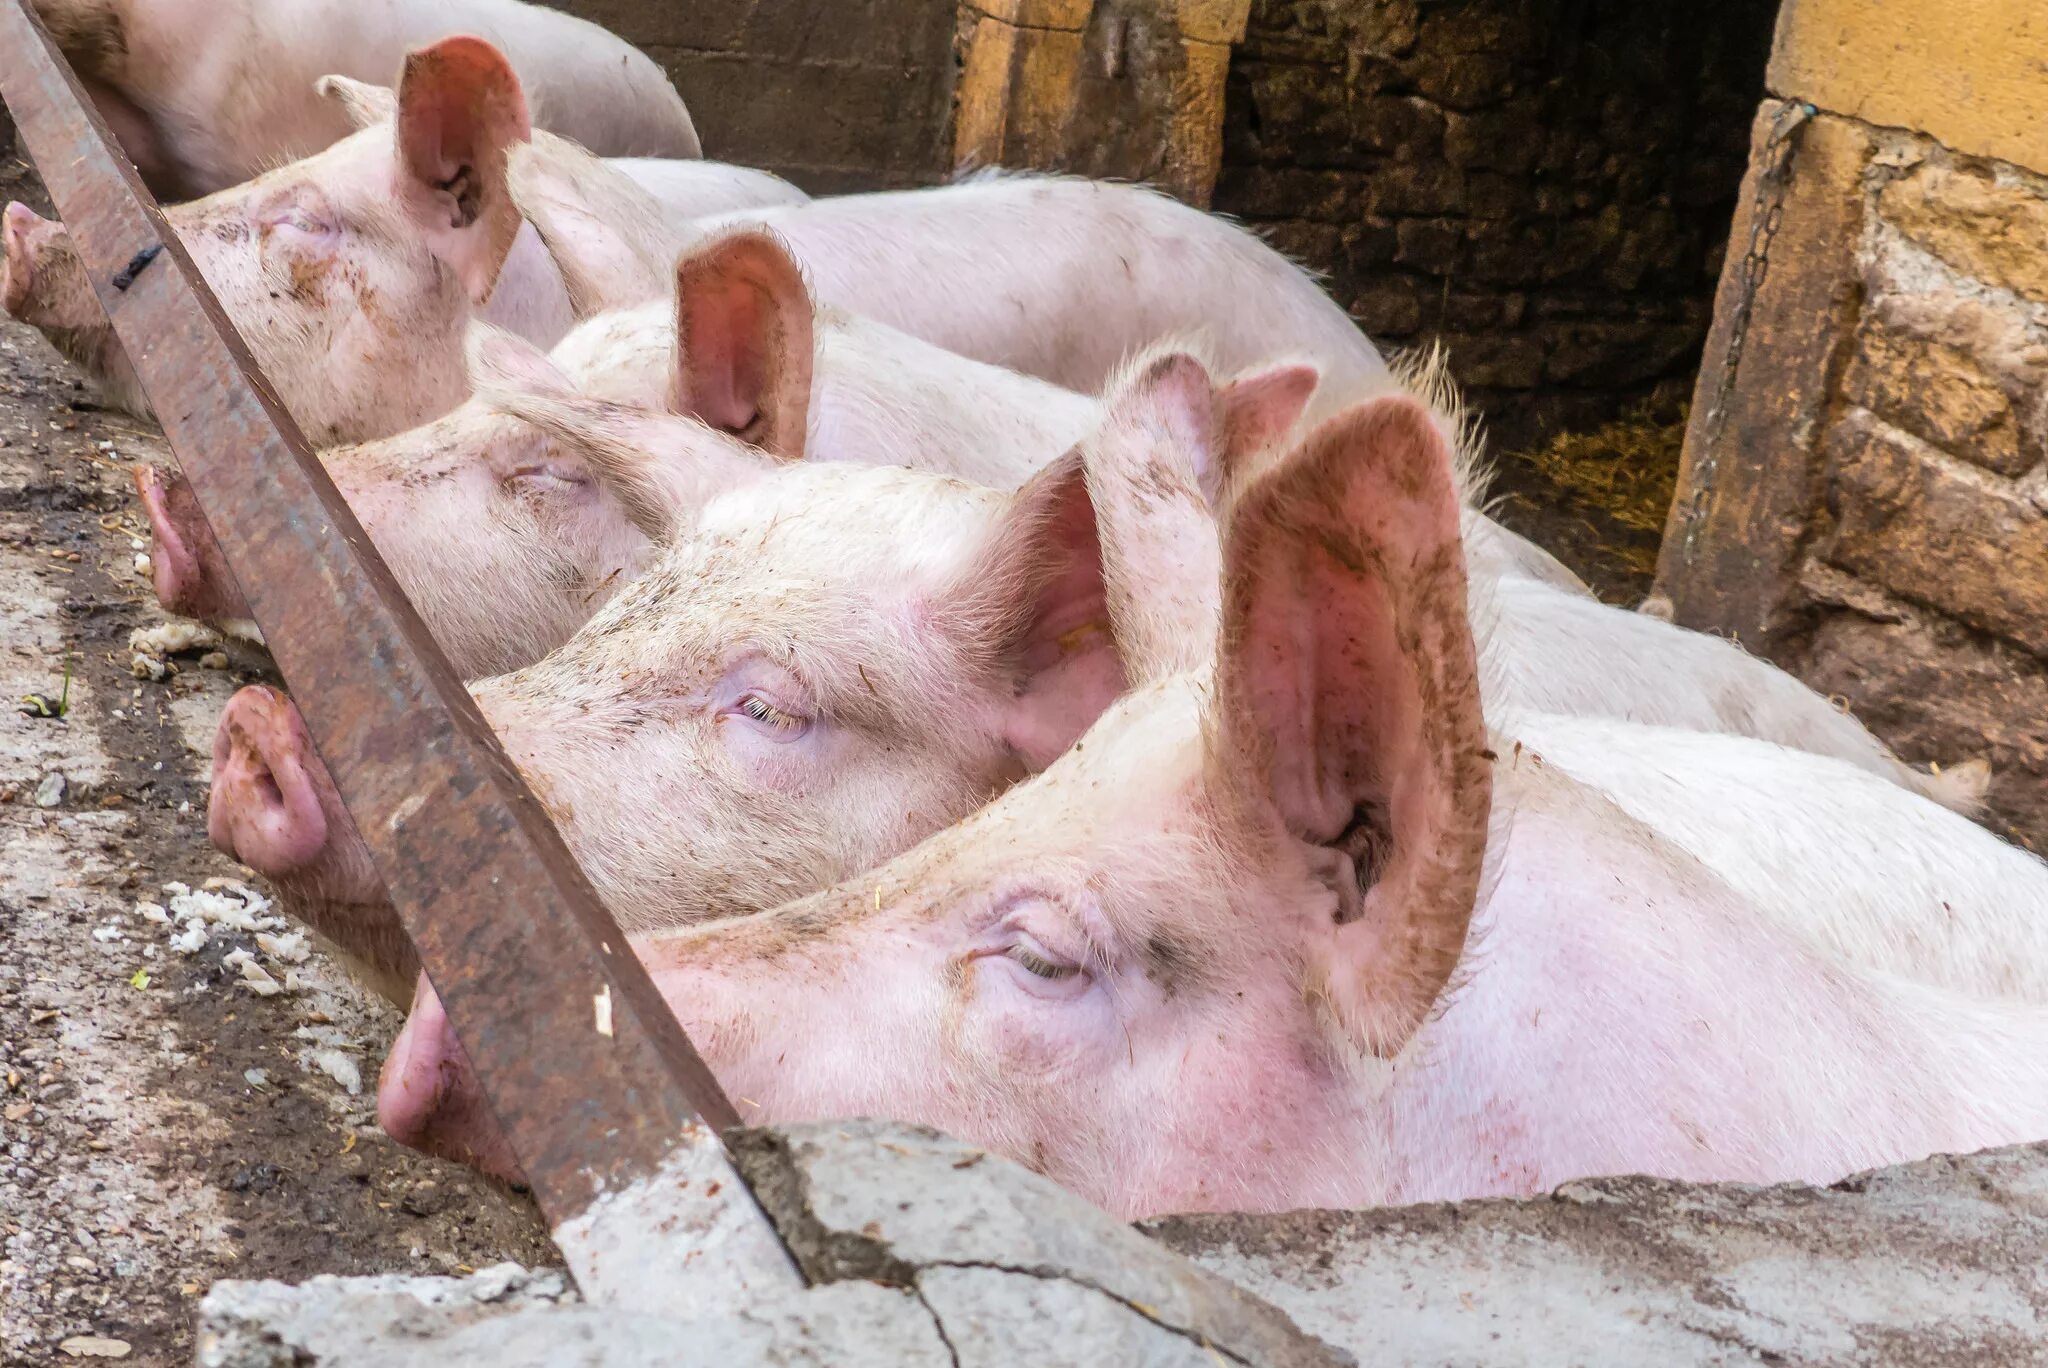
[{"x1": 1771, "y1": 0, "x2": 2048, "y2": 175}]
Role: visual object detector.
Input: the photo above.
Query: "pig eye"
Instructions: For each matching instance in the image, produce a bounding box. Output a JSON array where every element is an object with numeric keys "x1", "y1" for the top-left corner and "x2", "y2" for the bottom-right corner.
[
  {"x1": 505, "y1": 464, "x2": 589, "y2": 496},
  {"x1": 260, "y1": 201, "x2": 339, "y2": 248},
  {"x1": 1006, "y1": 943, "x2": 1079, "y2": 981},
  {"x1": 732, "y1": 692, "x2": 810, "y2": 739}
]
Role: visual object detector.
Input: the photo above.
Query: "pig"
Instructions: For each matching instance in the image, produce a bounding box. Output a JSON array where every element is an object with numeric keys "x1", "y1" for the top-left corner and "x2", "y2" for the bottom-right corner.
[
  {"x1": 31, "y1": 0, "x2": 700, "y2": 198},
  {"x1": 1, "y1": 37, "x2": 803, "y2": 442},
  {"x1": 501, "y1": 134, "x2": 1590, "y2": 595},
  {"x1": 152, "y1": 226, "x2": 1104, "y2": 675},
  {"x1": 384, "y1": 392, "x2": 2048, "y2": 1213}
]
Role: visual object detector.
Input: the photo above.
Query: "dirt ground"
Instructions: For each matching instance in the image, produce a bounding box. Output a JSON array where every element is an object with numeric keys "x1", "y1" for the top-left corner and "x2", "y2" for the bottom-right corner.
[{"x1": 0, "y1": 161, "x2": 553, "y2": 1367}]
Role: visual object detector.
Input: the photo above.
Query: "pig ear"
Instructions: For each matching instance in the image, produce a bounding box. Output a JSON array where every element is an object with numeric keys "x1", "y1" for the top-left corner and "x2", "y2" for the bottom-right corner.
[
  {"x1": 315, "y1": 74, "x2": 398, "y2": 129},
  {"x1": 1213, "y1": 361, "x2": 1319, "y2": 497},
  {"x1": 507, "y1": 139, "x2": 685, "y2": 319},
  {"x1": 954, "y1": 452, "x2": 1126, "y2": 772},
  {"x1": 671, "y1": 229, "x2": 814, "y2": 460},
  {"x1": 1079, "y1": 351, "x2": 1224, "y2": 684},
  {"x1": 1213, "y1": 397, "x2": 1492, "y2": 1059},
  {"x1": 394, "y1": 36, "x2": 531, "y2": 305},
  {"x1": 469, "y1": 327, "x2": 770, "y2": 540}
]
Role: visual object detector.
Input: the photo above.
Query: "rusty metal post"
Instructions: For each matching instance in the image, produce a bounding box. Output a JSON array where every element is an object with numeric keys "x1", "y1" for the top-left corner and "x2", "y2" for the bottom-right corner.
[{"x1": 0, "y1": 0, "x2": 803, "y2": 1309}]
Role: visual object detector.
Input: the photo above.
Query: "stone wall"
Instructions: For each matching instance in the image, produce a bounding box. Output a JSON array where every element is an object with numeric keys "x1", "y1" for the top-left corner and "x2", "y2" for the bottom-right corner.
[
  {"x1": 1658, "y1": 2, "x2": 2048, "y2": 849},
  {"x1": 545, "y1": 0, "x2": 959, "y2": 192},
  {"x1": 1213, "y1": 0, "x2": 1779, "y2": 448}
]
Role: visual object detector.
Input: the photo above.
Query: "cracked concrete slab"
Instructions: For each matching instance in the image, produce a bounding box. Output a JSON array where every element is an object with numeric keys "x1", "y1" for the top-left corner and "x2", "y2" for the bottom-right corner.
[
  {"x1": 1145, "y1": 1141, "x2": 2048, "y2": 1367},
  {"x1": 730, "y1": 1120, "x2": 1341, "y2": 1368},
  {"x1": 197, "y1": 1121, "x2": 1349, "y2": 1367},
  {"x1": 197, "y1": 1130, "x2": 2048, "y2": 1366}
]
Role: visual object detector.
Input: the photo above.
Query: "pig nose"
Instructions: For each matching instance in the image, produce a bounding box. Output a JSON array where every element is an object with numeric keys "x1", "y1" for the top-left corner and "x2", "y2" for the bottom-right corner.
[
  {"x1": 135, "y1": 463, "x2": 248, "y2": 620},
  {"x1": 377, "y1": 975, "x2": 528, "y2": 1186},
  {"x1": 209, "y1": 686, "x2": 331, "y2": 874},
  {"x1": 1, "y1": 201, "x2": 43, "y2": 317}
]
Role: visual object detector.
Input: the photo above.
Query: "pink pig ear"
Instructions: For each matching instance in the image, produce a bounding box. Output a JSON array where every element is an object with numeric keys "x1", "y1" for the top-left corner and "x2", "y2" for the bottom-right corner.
[
  {"x1": 1212, "y1": 361, "x2": 1319, "y2": 497},
  {"x1": 671, "y1": 228, "x2": 815, "y2": 462},
  {"x1": 1213, "y1": 397, "x2": 1493, "y2": 1059},
  {"x1": 394, "y1": 36, "x2": 532, "y2": 305},
  {"x1": 315, "y1": 74, "x2": 397, "y2": 129},
  {"x1": 1080, "y1": 350, "x2": 1224, "y2": 684},
  {"x1": 506, "y1": 139, "x2": 686, "y2": 320},
  {"x1": 951, "y1": 451, "x2": 1127, "y2": 772}
]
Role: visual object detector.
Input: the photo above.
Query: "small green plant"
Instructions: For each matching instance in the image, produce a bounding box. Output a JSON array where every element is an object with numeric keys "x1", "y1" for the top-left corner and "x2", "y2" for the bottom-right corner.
[{"x1": 19, "y1": 656, "x2": 73, "y2": 719}]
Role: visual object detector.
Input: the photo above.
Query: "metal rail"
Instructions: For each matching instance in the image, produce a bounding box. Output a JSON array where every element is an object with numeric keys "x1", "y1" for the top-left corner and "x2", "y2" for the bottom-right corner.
[{"x1": 0, "y1": 0, "x2": 795, "y2": 1298}]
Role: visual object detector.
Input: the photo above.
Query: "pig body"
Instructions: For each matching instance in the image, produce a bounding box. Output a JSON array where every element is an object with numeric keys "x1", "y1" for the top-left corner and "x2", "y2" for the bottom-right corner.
[
  {"x1": 2, "y1": 38, "x2": 803, "y2": 442},
  {"x1": 703, "y1": 175, "x2": 1392, "y2": 417},
  {"x1": 575, "y1": 398, "x2": 2048, "y2": 1220},
  {"x1": 1480, "y1": 576, "x2": 1978, "y2": 808},
  {"x1": 33, "y1": 0, "x2": 700, "y2": 198},
  {"x1": 1508, "y1": 712, "x2": 2048, "y2": 999}
]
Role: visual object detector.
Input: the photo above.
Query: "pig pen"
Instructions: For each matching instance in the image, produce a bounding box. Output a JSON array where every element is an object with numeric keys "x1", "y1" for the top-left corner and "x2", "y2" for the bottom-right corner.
[{"x1": 3, "y1": 96, "x2": 2048, "y2": 1368}]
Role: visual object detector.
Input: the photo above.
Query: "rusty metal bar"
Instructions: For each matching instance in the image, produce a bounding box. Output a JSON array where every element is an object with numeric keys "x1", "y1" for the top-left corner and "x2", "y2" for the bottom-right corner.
[{"x1": 0, "y1": 0, "x2": 781, "y2": 1272}]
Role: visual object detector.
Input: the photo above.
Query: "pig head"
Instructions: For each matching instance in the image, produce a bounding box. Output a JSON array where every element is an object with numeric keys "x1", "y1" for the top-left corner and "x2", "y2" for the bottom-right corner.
[{"x1": 4, "y1": 37, "x2": 540, "y2": 443}]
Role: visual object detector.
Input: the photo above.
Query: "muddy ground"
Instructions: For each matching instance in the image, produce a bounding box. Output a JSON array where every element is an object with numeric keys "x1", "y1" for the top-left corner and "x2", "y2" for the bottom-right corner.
[{"x1": 0, "y1": 141, "x2": 1658, "y2": 1365}]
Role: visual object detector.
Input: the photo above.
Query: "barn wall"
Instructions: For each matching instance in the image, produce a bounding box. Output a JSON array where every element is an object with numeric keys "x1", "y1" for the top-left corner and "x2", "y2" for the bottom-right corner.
[
  {"x1": 1658, "y1": 0, "x2": 2048, "y2": 848},
  {"x1": 545, "y1": 0, "x2": 961, "y2": 193},
  {"x1": 1212, "y1": 0, "x2": 1778, "y2": 449}
]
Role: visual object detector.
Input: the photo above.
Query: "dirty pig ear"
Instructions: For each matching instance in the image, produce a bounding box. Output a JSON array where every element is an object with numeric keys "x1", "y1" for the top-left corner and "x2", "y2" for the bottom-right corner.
[
  {"x1": 507, "y1": 140, "x2": 685, "y2": 319},
  {"x1": 315, "y1": 74, "x2": 397, "y2": 129},
  {"x1": 1080, "y1": 350, "x2": 1224, "y2": 684},
  {"x1": 671, "y1": 229, "x2": 814, "y2": 461},
  {"x1": 1213, "y1": 397, "x2": 1492, "y2": 1059},
  {"x1": 957, "y1": 452, "x2": 1126, "y2": 772},
  {"x1": 394, "y1": 36, "x2": 532, "y2": 304}
]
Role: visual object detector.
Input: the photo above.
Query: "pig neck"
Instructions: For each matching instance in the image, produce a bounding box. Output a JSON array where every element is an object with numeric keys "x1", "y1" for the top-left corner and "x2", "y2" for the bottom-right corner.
[{"x1": 478, "y1": 222, "x2": 576, "y2": 351}]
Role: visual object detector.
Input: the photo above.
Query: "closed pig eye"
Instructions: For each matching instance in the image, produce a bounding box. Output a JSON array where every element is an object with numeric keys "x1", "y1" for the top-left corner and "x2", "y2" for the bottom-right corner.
[
  {"x1": 1007, "y1": 943, "x2": 1078, "y2": 980},
  {"x1": 732, "y1": 692, "x2": 810, "y2": 739}
]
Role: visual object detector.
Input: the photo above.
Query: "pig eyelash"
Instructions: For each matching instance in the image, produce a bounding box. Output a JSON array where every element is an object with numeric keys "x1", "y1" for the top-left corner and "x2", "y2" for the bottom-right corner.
[
  {"x1": 1006, "y1": 942, "x2": 1080, "y2": 981},
  {"x1": 737, "y1": 693, "x2": 808, "y2": 734}
]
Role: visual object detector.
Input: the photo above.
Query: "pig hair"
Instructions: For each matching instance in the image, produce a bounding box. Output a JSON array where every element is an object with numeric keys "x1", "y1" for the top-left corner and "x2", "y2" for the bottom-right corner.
[{"x1": 1387, "y1": 340, "x2": 1491, "y2": 508}]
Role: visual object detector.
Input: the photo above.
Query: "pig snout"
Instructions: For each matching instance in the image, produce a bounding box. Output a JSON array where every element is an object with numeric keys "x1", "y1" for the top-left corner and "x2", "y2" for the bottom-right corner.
[
  {"x1": 377, "y1": 976, "x2": 527, "y2": 1186},
  {"x1": 209, "y1": 686, "x2": 419, "y2": 1004},
  {"x1": 209, "y1": 686, "x2": 330, "y2": 874},
  {"x1": 1, "y1": 201, "x2": 40, "y2": 318},
  {"x1": 135, "y1": 464, "x2": 250, "y2": 622}
]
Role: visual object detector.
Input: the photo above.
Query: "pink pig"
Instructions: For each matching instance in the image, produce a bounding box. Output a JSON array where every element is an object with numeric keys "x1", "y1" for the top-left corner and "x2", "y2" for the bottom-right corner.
[
  {"x1": 386, "y1": 394, "x2": 2048, "y2": 1215},
  {"x1": 31, "y1": 0, "x2": 700, "y2": 198},
  {"x1": 2, "y1": 36, "x2": 801, "y2": 442}
]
